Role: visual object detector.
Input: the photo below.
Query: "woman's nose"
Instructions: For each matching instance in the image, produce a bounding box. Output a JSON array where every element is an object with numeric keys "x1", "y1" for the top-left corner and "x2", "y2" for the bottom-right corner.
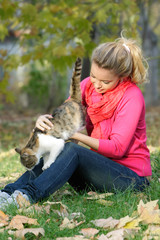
[{"x1": 95, "y1": 80, "x2": 102, "y2": 88}]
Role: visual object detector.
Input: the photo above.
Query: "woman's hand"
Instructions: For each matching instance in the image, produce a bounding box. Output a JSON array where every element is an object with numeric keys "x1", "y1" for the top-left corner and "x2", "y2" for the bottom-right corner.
[{"x1": 35, "y1": 114, "x2": 53, "y2": 131}]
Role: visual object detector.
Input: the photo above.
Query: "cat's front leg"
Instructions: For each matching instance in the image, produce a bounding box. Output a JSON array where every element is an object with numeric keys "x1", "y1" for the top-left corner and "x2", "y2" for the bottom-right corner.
[
  {"x1": 42, "y1": 139, "x2": 65, "y2": 170},
  {"x1": 42, "y1": 159, "x2": 54, "y2": 170},
  {"x1": 42, "y1": 152, "x2": 49, "y2": 165}
]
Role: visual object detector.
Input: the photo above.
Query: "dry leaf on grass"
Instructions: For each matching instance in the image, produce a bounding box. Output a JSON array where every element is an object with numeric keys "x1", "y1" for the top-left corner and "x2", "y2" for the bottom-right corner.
[
  {"x1": 97, "y1": 234, "x2": 109, "y2": 240},
  {"x1": 96, "y1": 199, "x2": 113, "y2": 206},
  {"x1": 139, "y1": 208, "x2": 160, "y2": 224},
  {"x1": 143, "y1": 225, "x2": 160, "y2": 239},
  {"x1": 101, "y1": 229, "x2": 124, "y2": 240},
  {"x1": 79, "y1": 228, "x2": 99, "y2": 237},
  {"x1": 137, "y1": 199, "x2": 160, "y2": 224},
  {"x1": 145, "y1": 225, "x2": 160, "y2": 235},
  {"x1": 87, "y1": 192, "x2": 113, "y2": 200},
  {"x1": 91, "y1": 217, "x2": 119, "y2": 229},
  {"x1": 137, "y1": 199, "x2": 159, "y2": 215},
  {"x1": 16, "y1": 193, "x2": 30, "y2": 209},
  {"x1": 59, "y1": 217, "x2": 85, "y2": 230},
  {"x1": 105, "y1": 228, "x2": 135, "y2": 240},
  {"x1": 8, "y1": 227, "x2": 44, "y2": 238},
  {"x1": 56, "y1": 236, "x2": 88, "y2": 240},
  {"x1": 7, "y1": 215, "x2": 38, "y2": 230},
  {"x1": 0, "y1": 210, "x2": 9, "y2": 227},
  {"x1": 117, "y1": 215, "x2": 135, "y2": 229},
  {"x1": 124, "y1": 218, "x2": 141, "y2": 230},
  {"x1": 18, "y1": 203, "x2": 51, "y2": 215},
  {"x1": 44, "y1": 201, "x2": 69, "y2": 217},
  {"x1": 0, "y1": 228, "x2": 5, "y2": 233}
]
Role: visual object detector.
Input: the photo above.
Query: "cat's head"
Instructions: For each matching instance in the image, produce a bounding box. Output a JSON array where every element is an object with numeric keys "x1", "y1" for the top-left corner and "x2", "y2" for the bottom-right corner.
[{"x1": 15, "y1": 147, "x2": 38, "y2": 170}]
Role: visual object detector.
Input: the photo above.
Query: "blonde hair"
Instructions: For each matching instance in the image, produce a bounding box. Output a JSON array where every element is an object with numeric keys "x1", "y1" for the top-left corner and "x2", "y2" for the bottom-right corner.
[{"x1": 91, "y1": 37, "x2": 148, "y2": 84}]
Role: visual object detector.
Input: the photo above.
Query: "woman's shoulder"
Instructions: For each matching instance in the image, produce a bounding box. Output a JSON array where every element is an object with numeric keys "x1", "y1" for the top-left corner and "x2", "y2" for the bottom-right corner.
[
  {"x1": 80, "y1": 77, "x2": 90, "y2": 96},
  {"x1": 117, "y1": 83, "x2": 145, "y2": 112},
  {"x1": 125, "y1": 83, "x2": 144, "y2": 100},
  {"x1": 80, "y1": 77, "x2": 90, "y2": 90}
]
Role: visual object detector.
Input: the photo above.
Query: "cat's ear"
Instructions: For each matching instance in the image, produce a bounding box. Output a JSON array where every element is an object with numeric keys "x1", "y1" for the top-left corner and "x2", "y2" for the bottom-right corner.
[{"x1": 15, "y1": 148, "x2": 21, "y2": 154}]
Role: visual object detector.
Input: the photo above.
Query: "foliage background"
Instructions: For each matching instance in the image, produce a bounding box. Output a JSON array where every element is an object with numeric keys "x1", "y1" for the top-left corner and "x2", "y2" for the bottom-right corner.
[{"x1": 1, "y1": 0, "x2": 160, "y2": 112}]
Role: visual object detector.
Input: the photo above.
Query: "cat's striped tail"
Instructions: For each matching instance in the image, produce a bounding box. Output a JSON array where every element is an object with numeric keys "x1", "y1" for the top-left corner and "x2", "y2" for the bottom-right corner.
[{"x1": 70, "y1": 58, "x2": 82, "y2": 102}]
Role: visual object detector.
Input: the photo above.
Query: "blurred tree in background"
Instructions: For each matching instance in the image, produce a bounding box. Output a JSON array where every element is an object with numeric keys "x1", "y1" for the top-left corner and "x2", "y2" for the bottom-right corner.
[{"x1": 0, "y1": 0, "x2": 159, "y2": 112}]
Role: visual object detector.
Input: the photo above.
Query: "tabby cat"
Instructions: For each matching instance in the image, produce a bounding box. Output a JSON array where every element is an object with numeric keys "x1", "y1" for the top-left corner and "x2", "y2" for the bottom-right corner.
[{"x1": 15, "y1": 58, "x2": 85, "y2": 171}]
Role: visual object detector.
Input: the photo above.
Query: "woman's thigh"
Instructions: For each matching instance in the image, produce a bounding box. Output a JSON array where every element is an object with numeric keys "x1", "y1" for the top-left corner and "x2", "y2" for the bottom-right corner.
[{"x1": 68, "y1": 143, "x2": 149, "y2": 192}]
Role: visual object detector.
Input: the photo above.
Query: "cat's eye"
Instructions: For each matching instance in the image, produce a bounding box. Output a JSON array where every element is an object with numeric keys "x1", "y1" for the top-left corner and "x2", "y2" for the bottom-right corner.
[{"x1": 22, "y1": 153, "x2": 28, "y2": 157}]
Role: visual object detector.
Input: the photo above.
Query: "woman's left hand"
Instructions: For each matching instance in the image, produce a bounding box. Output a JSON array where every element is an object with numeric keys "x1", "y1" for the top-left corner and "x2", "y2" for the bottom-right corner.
[{"x1": 35, "y1": 114, "x2": 53, "y2": 131}]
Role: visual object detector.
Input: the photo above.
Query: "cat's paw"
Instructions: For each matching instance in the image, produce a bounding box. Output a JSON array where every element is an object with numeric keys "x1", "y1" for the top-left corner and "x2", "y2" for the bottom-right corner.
[{"x1": 42, "y1": 163, "x2": 51, "y2": 171}]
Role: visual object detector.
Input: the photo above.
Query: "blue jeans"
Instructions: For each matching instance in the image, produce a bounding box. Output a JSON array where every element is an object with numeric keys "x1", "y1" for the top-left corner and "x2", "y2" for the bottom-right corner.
[{"x1": 2, "y1": 142, "x2": 149, "y2": 203}]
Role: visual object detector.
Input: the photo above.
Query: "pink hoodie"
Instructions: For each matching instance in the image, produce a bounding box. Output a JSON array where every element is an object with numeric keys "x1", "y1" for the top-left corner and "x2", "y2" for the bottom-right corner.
[{"x1": 81, "y1": 77, "x2": 152, "y2": 177}]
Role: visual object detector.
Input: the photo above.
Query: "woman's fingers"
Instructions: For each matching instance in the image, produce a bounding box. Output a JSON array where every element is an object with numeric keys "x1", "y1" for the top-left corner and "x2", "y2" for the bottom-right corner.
[{"x1": 35, "y1": 114, "x2": 53, "y2": 131}]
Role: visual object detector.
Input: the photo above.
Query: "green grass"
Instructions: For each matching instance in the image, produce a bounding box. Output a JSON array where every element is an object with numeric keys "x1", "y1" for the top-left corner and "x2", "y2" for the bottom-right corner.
[{"x1": 0, "y1": 149, "x2": 160, "y2": 239}]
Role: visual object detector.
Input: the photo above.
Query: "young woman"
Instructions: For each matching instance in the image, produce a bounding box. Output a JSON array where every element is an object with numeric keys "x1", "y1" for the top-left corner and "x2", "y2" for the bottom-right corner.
[{"x1": 0, "y1": 37, "x2": 152, "y2": 209}]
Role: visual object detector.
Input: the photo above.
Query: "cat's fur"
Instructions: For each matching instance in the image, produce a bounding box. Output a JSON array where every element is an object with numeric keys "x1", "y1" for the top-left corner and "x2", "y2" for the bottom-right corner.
[{"x1": 15, "y1": 58, "x2": 85, "y2": 171}]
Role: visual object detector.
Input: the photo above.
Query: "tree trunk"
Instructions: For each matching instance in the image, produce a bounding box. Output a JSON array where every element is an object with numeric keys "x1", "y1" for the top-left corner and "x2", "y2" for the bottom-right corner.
[
  {"x1": 138, "y1": 1, "x2": 159, "y2": 106},
  {"x1": 81, "y1": 57, "x2": 90, "y2": 81},
  {"x1": 143, "y1": 27, "x2": 159, "y2": 106}
]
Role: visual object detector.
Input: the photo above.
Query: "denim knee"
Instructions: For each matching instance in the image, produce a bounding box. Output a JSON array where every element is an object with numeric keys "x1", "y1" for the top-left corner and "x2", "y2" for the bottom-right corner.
[{"x1": 64, "y1": 142, "x2": 79, "y2": 152}]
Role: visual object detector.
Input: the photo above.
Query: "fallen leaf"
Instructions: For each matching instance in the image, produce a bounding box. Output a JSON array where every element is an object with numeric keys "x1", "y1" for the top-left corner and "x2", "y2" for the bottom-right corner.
[
  {"x1": 8, "y1": 227, "x2": 44, "y2": 238},
  {"x1": 124, "y1": 217, "x2": 141, "y2": 229},
  {"x1": 7, "y1": 215, "x2": 38, "y2": 230},
  {"x1": 137, "y1": 199, "x2": 159, "y2": 215},
  {"x1": 70, "y1": 212, "x2": 85, "y2": 220},
  {"x1": 106, "y1": 229, "x2": 125, "y2": 240},
  {"x1": 96, "y1": 199, "x2": 113, "y2": 206},
  {"x1": 117, "y1": 215, "x2": 135, "y2": 229},
  {"x1": 87, "y1": 191, "x2": 98, "y2": 196},
  {"x1": 91, "y1": 217, "x2": 119, "y2": 229},
  {"x1": 139, "y1": 208, "x2": 160, "y2": 224},
  {"x1": 18, "y1": 203, "x2": 50, "y2": 215},
  {"x1": 87, "y1": 192, "x2": 113, "y2": 200},
  {"x1": 106, "y1": 228, "x2": 135, "y2": 240},
  {"x1": 0, "y1": 210, "x2": 9, "y2": 227},
  {"x1": 56, "y1": 236, "x2": 88, "y2": 240},
  {"x1": 0, "y1": 210, "x2": 9, "y2": 221},
  {"x1": 44, "y1": 201, "x2": 69, "y2": 217},
  {"x1": 0, "y1": 228, "x2": 5, "y2": 233},
  {"x1": 97, "y1": 234, "x2": 109, "y2": 240},
  {"x1": 59, "y1": 217, "x2": 84, "y2": 230},
  {"x1": 79, "y1": 228, "x2": 99, "y2": 237},
  {"x1": 16, "y1": 193, "x2": 30, "y2": 208},
  {"x1": 144, "y1": 225, "x2": 160, "y2": 236}
]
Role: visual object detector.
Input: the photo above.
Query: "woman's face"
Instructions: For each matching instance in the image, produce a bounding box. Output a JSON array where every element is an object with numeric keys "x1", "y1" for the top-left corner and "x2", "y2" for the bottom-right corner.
[{"x1": 90, "y1": 62, "x2": 120, "y2": 94}]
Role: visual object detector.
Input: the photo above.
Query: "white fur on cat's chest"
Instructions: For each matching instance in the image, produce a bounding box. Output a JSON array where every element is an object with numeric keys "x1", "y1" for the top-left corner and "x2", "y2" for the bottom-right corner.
[{"x1": 36, "y1": 133, "x2": 65, "y2": 170}]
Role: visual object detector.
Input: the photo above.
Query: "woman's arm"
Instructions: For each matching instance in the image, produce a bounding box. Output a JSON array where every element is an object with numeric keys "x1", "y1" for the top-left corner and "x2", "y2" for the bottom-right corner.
[{"x1": 71, "y1": 132, "x2": 99, "y2": 150}]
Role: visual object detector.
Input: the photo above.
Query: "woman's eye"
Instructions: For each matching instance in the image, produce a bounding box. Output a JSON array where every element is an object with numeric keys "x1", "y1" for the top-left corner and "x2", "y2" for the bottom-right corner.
[
  {"x1": 103, "y1": 81, "x2": 110, "y2": 84},
  {"x1": 90, "y1": 75, "x2": 95, "y2": 78}
]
